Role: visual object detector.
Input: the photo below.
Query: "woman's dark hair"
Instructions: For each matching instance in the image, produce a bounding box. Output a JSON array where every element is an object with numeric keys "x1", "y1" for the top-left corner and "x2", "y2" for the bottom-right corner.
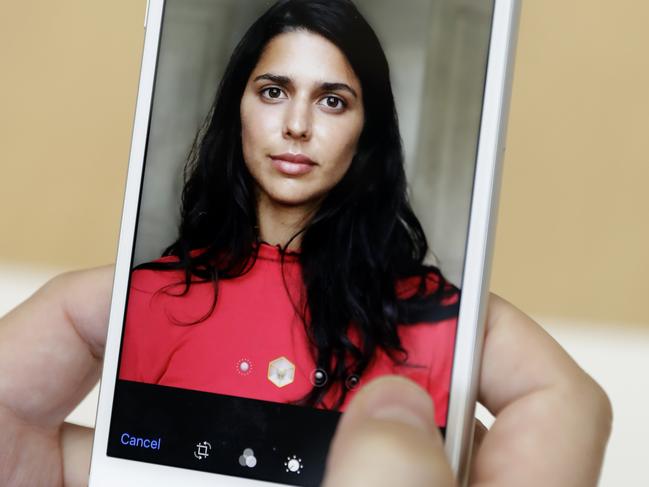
[{"x1": 139, "y1": 0, "x2": 458, "y2": 408}]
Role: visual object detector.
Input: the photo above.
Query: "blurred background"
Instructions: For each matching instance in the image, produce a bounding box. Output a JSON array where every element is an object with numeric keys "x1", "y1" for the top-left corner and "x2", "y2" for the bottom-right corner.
[{"x1": 0, "y1": 1, "x2": 647, "y2": 485}]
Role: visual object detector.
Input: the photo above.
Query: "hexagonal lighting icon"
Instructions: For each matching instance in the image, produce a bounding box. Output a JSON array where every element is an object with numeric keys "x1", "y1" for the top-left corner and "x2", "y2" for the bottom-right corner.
[{"x1": 267, "y1": 356, "x2": 296, "y2": 388}]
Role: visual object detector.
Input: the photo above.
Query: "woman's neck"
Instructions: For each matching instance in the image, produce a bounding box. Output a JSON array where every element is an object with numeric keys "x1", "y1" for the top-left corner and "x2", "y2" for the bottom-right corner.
[{"x1": 256, "y1": 195, "x2": 319, "y2": 252}]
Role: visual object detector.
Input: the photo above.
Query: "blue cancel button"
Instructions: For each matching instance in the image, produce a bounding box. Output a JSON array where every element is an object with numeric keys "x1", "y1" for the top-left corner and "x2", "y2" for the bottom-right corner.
[{"x1": 120, "y1": 433, "x2": 162, "y2": 450}]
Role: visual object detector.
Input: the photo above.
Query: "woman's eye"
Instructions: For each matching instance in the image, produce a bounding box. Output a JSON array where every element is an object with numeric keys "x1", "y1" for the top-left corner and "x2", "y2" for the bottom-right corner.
[
  {"x1": 319, "y1": 95, "x2": 345, "y2": 111},
  {"x1": 260, "y1": 87, "x2": 286, "y2": 100}
]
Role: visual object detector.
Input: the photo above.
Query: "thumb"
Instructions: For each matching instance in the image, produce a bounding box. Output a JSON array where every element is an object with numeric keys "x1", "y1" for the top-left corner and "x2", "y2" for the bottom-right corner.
[{"x1": 322, "y1": 376, "x2": 456, "y2": 487}]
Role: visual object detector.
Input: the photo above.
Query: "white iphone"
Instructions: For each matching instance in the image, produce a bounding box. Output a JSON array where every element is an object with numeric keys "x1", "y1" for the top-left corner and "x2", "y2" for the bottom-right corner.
[{"x1": 89, "y1": 0, "x2": 520, "y2": 485}]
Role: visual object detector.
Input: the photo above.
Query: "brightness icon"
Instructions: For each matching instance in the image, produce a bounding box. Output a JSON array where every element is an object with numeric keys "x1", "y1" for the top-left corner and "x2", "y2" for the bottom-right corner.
[{"x1": 284, "y1": 454, "x2": 303, "y2": 474}]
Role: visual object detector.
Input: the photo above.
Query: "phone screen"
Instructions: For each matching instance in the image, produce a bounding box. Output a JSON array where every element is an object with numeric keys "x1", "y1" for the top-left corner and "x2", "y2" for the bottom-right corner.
[{"x1": 107, "y1": 0, "x2": 495, "y2": 485}]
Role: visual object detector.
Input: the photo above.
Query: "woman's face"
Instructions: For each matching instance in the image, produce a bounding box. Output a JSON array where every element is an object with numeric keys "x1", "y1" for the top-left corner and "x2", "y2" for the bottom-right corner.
[{"x1": 240, "y1": 30, "x2": 364, "y2": 212}]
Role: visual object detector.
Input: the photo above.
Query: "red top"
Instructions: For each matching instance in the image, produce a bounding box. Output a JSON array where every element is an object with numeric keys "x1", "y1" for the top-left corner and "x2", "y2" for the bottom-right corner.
[{"x1": 119, "y1": 243, "x2": 458, "y2": 427}]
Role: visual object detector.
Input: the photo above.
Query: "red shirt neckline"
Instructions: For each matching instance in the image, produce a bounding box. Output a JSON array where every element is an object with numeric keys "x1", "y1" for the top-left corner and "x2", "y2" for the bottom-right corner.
[{"x1": 255, "y1": 241, "x2": 300, "y2": 262}]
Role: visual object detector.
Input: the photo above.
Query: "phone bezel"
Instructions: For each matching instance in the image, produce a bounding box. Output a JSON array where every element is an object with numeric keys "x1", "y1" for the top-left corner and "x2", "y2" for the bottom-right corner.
[
  {"x1": 88, "y1": 1, "x2": 520, "y2": 485},
  {"x1": 444, "y1": 0, "x2": 521, "y2": 483}
]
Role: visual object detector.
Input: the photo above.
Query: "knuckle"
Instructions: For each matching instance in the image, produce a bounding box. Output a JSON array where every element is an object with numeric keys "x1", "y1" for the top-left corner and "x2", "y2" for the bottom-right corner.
[
  {"x1": 584, "y1": 376, "x2": 614, "y2": 436},
  {"x1": 42, "y1": 270, "x2": 78, "y2": 294},
  {"x1": 560, "y1": 371, "x2": 613, "y2": 439}
]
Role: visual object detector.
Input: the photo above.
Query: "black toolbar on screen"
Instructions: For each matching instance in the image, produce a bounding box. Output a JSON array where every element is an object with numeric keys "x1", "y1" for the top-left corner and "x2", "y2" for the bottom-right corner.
[{"x1": 108, "y1": 380, "x2": 339, "y2": 486}]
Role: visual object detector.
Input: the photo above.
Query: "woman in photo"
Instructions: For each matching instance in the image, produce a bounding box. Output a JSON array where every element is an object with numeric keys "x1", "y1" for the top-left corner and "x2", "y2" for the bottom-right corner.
[{"x1": 119, "y1": 0, "x2": 459, "y2": 427}]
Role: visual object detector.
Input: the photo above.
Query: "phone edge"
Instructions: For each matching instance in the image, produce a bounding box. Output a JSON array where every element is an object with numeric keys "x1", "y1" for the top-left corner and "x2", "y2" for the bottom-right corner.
[{"x1": 443, "y1": 0, "x2": 522, "y2": 484}]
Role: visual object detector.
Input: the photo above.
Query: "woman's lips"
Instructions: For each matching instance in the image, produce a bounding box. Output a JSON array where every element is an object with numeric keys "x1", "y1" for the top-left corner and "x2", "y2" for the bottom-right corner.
[{"x1": 269, "y1": 153, "x2": 317, "y2": 176}]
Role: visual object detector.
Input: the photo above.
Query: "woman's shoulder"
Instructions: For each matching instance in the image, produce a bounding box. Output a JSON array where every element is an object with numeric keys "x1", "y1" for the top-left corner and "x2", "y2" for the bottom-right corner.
[
  {"x1": 129, "y1": 255, "x2": 186, "y2": 294},
  {"x1": 396, "y1": 268, "x2": 459, "y2": 300},
  {"x1": 395, "y1": 267, "x2": 460, "y2": 324},
  {"x1": 125, "y1": 255, "x2": 215, "y2": 329}
]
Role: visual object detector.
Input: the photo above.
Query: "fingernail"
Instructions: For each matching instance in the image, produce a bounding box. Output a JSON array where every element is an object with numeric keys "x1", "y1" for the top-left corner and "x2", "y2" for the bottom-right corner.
[
  {"x1": 363, "y1": 377, "x2": 436, "y2": 432},
  {"x1": 371, "y1": 404, "x2": 432, "y2": 431}
]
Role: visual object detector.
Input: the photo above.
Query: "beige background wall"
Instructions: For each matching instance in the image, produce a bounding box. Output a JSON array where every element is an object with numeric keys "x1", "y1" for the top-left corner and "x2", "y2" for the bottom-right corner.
[
  {"x1": 0, "y1": 1, "x2": 144, "y2": 268},
  {"x1": 1, "y1": 0, "x2": 647, "y2": 325},
  {"x1": 491, "y1": 1, "x2": 649, "y2": 325}
]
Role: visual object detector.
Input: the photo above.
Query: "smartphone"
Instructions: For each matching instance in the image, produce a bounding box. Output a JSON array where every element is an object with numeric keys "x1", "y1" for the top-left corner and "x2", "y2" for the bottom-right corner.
[{"x1": 89, "y1": 0, "x2": 520, "y2": 485}]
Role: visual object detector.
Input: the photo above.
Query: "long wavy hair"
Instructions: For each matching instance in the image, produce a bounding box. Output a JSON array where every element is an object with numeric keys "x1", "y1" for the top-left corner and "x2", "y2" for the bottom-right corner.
[{"x1": 138, "y1": 0, "x2": 458, "y2": 408}]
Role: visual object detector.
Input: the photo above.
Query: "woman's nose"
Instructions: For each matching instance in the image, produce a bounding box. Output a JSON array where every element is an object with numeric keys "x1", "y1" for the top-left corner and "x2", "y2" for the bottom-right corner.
[{"x1": 283, "y1": 98, "x2": 312, "y2": 141}]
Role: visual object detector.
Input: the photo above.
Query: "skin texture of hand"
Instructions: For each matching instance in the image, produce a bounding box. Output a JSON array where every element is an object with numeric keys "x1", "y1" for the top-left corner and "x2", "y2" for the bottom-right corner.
[
  {"x1": 0, "y1": 267, "x2": 112, "y2": 487},
  {"x1": 0, "y1": 267, "x2": 612, "y2": 487},
  {"x1": 323, "y1": 296, "x2": 614, "y2": 487}
]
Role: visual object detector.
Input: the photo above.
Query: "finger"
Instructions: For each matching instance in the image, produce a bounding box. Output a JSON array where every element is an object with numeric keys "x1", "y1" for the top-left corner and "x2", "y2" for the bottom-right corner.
[
  {"x1": 472, "y1": 418, "x2": 488, "y2": 454},
  {"x1": 61, "y1": 422, "x2": 94, "y2": 487},
  {"x1": 323, "y1": 376, "x2": 455, "y2": 487},
  {"x1": 466, "y1": 418, "x2": 488, "y2": 485},
  {"x1": 471, "y1": 294, "x2": 612, "y2": 487},
  {"x1": 0, "y1": 266, "x2": 113, "y2": 428}
]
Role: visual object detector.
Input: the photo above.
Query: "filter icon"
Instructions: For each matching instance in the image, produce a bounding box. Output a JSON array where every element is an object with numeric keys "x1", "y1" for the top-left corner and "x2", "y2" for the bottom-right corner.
[{"x1": 239, "y1": 448, "x2": 257, "y2": 468}]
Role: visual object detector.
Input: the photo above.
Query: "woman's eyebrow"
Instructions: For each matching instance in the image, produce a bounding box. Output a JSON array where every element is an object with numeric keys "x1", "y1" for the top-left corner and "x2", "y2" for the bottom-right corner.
[
  {"x1": 254, "y1": 73, "x2": 291, "y2": 86},
  {"x1": 253, "y1": 73, "x2": 358, "y2": 99},
  {"x1": 320, "y1": 82, "x2": 358, "y2": 99}
]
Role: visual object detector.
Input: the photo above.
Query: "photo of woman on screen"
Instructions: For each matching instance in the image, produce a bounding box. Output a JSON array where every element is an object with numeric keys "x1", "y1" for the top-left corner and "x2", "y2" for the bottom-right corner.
[{"x1": 119, "y1": 0, "x2": 460, "y2": 427}]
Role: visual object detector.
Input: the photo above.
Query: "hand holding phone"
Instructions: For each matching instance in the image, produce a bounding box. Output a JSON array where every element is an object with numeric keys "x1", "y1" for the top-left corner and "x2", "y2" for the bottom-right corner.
[
  {"x1": 0, "y1": 267, "x2": 611, "y2": 487},
  {"x1": 88, "y1": 1, "x2": 523, "y2": 484},
  {"x1": 324, "y1": 295, "x2": 613, "y2": 487},
  {"x1": 0, "y1": 1, "x2": 613, "y2": 486}
]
